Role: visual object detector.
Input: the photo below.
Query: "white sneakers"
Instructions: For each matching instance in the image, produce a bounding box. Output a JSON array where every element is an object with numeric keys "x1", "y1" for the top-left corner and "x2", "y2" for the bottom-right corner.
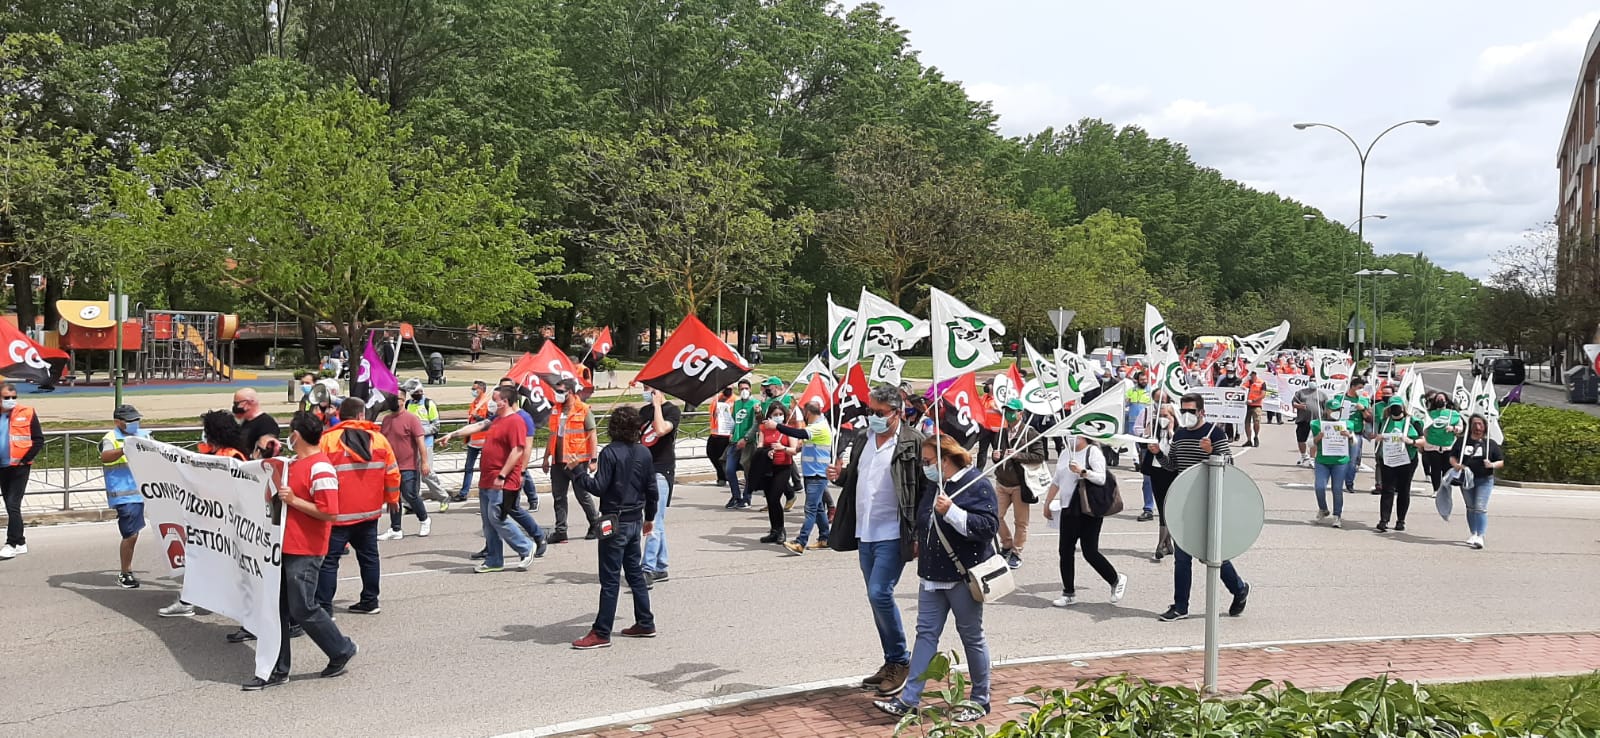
[
  {"x1": 377, "y1": 529, "x2": 403, "y2": 541},
  {"x1": 1052, "y1": 594, "x2": 1077, "y2": 607},
  {"x1": 1467, "y1": 534, "x2": 1485, "y2": 550},
  {"x1": 159, "y1": 600, "x2": 196, "y2": 617},
  {"x1": 1111, "y1": 574, "x2": 1128, "y2": 603},
  {"x1": 1296, "y1": 457, "x2": 1313, "y2": 468},
  {"x1": 515, "y1": 553, "x2": 535, "y2": 571},
  {"x1": 419, "y1": 519, "x2": 431, "y2": 537},
  {"x1": 1331, "y1": 516, "x2": 1343, "y2": 529},
  {"x1": 0, "y1": 543, "x2": 26, "y2": 559}
]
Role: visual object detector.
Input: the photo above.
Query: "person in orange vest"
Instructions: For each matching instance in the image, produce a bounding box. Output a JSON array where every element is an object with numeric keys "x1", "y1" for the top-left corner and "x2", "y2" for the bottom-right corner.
[
  {"x1": 975, "y1": 381, "x2": 1003, "y2": 470},
  {"x1": 543, "y1": 378, "x2": 601, "y2": 544},
  {"x1": 706, "y1": 386, "x2": 734, "y2": 485},
  {"x1": 454, "y1": 381, "x2": 491, "y2": 502},
  {"x1": 0, "y1": 383, "x2": 44, "y2": 560},
  {"x1": 316, "y1": 397, "x2": 400, "y2": 616},
  {"x1": 1243, "y1": 370, "x2": 1267, "y2": 447}
]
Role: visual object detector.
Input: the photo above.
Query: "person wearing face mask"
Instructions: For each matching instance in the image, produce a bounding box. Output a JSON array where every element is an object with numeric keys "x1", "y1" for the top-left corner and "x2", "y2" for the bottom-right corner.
[
  {"x1": 402, "y1": 380, "x2": 449, "y2": 504},
  {"x1": 231, "y1": 388, "x2": 281, "y2": 461},
  {"x1": 455, "y1": 381, "x2": 491, "y2": 501},
  {"x1": 873, "y1": 435, "x2": 996, "y2": 723},
  {"x1": 1375, "y1": 400, "x2": 1424, "y2": 533},
  {"x1": 744, "y1": 402, "x2": 801, "y2": 544},
  {"x1": 0, "y1": 384, "x2": 43, "y2": 560},
  {"x1": 1041, "y1": 432, "x2": 1126, "y2": 608},
  {"x1": 1337, "y1": 377, "x2": 1373, "y2": 496},
  {"x1": 316, "y1": 398, "x2": 401, "y2": 615},
  {"x1": 707, "y1": 386, "x2": 735, "y2": 486},
  {"x1": 727, "y1": 379, "x2": 759, "y2": 509},
  {"x1": 379, "y1": 394, "x2": 432, "y2": 539},
  {"x1": 1421, "y1": 392, "x2": 1464, "y2": 493},
  {"x1": 1140, "y1": 391, "x2": 1179, "y2": 561},
  {"x1": 758, "y1": 376, "x2": 802, "y2": 508},
  {"x1": 1158, "y1": 393, "x2": 1250, "y2": 622},
  {"x1": 98, "y1": 405, "x2": 151, "y2": 587},
  {"x1": 1450, "y1": 415, "x2": 1503, "y2": 550},
  {"x1": 991, "y1": 398, "x2": 1044, "y2": 570},
  {"x1": 543, "y1": 377, "x2": 601, "y2": 544},
  {"x1": 637, "y1": 384, "x2": 681, "y2": 583},
  {"x1": 297, "y1": 372, "x2": 318, "y2": 412},
  {"x1": 474, "y1": 385, "x2": 540, "y2": 572},
  {"x1": 1310, "y1": 397, "x2": 1355, "y2": 528},
  {"x1": 770, "y1": 399, "x2": 834, "y2": 554},
  {"x1": 826, "y1": 383, "x2": 935, "y2": 699}
]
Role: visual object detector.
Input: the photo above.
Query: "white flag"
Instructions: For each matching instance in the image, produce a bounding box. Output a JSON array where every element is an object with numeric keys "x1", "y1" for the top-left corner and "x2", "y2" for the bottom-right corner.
[
  {"x1": 1144, "y1": 304, "x2": 1175, "y2": 363},
  {"x1": 1234, "y1": 320, "x2": 1291, "y2": 367},
  {"x1": 1024, "y1": 339, "x2": 1059, "y2": 389},
  {"x1": 854, "y1": 288, "x2": 929, "y2": 361},
  {"x1": 1042, "y1": 380, "x2": 1130, "y2": 439},
  {"x1": 1484, "y1": 375, "x2": 1504, "y2": 444},
  {"x1": 1452, "y1": 373, "x2": 1470, "y2": 411},
  {"x1": 793, "y1": 354, "x2": 835, "y2": 392},
  {"x1": 1076, "y1": 331, "x2": 1087, "y2": 357},
  {"x1": 1469, "y1": 374, "x2": 1489, "y2": 415},
  {"x1": 1396, "y1": 367, "x2": 1427, "y2": 421},
  {"x1": 1154, "y1": 352, "x2": 1190, "y2": 399},
  {"x1": 869, "y1": 353, "x2": 904, "y2": 387},
  {"x1": 826, "y1": 294, "x2": 859, "y2": 370},
  {"x1": 1020, "y1": 378, "x2": 1062, "y2": 416},
  {"x1": 930, "y1": 286, "x2": 1006, "y2": 379},
  {"x1": 1055, "y1": 349, "x2": 1097, "y2": 404}
]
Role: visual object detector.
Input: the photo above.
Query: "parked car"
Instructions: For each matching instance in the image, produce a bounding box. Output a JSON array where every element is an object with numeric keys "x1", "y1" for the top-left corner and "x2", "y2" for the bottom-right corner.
[
  {"x1": 1371, "y1": 351, "x2": 1396, "y2": 378},
  {"x1": 1472, "y1": 348, "x2": 1506, "y2": 376},
  {"x1": 1489, "y1": 356, "x2": 1525, "y2": 386}
]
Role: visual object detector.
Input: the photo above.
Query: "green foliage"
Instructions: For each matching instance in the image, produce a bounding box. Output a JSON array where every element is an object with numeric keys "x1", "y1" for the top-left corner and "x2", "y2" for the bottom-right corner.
[
  {"x1": 1498, "y1": 403, "x2": 1600, "y2": 485},
  {"x1": 897, "y1": 655, "x2": 1600, "y2": 737}
]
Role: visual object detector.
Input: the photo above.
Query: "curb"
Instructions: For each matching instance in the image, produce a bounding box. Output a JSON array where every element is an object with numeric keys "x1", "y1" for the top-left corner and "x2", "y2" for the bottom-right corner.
[
  {"x1": 501, "y1": 630, "x2": 1587, "y2": 738},
  {"x1": 1497, "y1": 479, "x2": 1600, "y2": 492},
  {"x1": 0, "y1": 508, "x2": 119, "y2": 528}
]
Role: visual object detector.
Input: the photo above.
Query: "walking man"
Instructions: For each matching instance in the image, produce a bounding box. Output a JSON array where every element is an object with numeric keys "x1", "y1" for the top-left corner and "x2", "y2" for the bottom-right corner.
[
  {"x1": 991, "y1": 398, "x2": 1044, "y2": 569},
  {"x1": 475, "y1": 385, "x2": 538, "y2": 573},
  {"x1": 639, "y1": 384, "x2": 681, "y2": 583},
  {"x1": 1157, "y1": 393, "x2": 1251, "y2": 622},
  {"x1": 726, "y1": 379, "x2": 758, "y2": 508},
  {"x1": 403, "y1": 380, "x2": 450, "y2": 502},
  {"x1": 379, "y1": 394, "x2": 432, "y2": 539},
  {"x1": 455, "y1": 381, "x2": 491, "y2": 501},
  {"x1": 775, "y1": 399, "x2": 833, "y2": 554},
  {"x1": 317, "y1": 398, "x2": 401, "y2": 615},
  {"x1": 99, "y1": 404, "x2": 150, "y2": 586},
  {"x1": 544, "y1": 378, "x2": 601, "y2": 543},
  {"x1": 0, "y1": 383, "x2": 43, "y2": 559}
]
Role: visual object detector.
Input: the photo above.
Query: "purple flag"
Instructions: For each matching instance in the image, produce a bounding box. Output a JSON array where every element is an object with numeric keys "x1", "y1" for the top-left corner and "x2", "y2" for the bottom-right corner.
[{"x1": 351, "y1": 336, "x2": 399, "y2": 399}]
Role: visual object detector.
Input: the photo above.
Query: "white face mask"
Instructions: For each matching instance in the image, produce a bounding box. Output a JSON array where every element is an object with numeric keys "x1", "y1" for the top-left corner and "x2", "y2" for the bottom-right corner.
[
  {"x1": 0, "y1": 399, "x2": 15, "y2": 411},
  {"x1": 1159, "y1": 416, "x2": 1172, "y2": 430},
  {"x1": 641, "y1": 389, "x2": 654, "y2": 403},
  {"x1": 739, "y1": 389, "x2": 751, "y2": 400},
  {"x1": 487, "y1": 400, "x2": 500, "y2": 415},
  {"x1": 1180, "y1": 411, "x2": 1199, "y2": 429},
  {"x1": 552, "y1": 392, "x2": 568, "y2": 404}
]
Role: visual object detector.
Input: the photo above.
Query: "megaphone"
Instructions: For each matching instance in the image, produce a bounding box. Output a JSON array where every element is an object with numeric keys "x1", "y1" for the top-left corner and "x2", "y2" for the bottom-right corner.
[{"x1": 310, "y1": 382, "x2": 333, "y2": 407}]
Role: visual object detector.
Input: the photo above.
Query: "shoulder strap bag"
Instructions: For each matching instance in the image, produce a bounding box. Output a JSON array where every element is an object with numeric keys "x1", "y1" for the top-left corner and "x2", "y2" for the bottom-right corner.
[{"x1": 930, "y1": 499, "x2": 1014, "y2": 603}]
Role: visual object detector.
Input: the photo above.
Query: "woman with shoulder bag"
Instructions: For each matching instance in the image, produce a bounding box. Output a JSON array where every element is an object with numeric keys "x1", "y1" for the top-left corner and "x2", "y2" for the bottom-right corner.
[
  {"x1": 1042, "y1": 434, "x2": 1127, "y2": 607},
  {"x1": 990, "y1": 398, "x2": 1045, "y2": 570},
  {"x1": 1141, "y1": 390, "x2": 1180, "y2": 561},
  {"x1": 873, "y1": 436, "x2": 997, "y2": 723}
]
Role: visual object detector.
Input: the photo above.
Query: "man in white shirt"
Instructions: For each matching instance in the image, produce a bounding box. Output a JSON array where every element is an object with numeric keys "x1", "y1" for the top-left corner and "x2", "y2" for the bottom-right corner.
[{"x1": 827, "y1": 384, "x2": 934, "y2": 700}]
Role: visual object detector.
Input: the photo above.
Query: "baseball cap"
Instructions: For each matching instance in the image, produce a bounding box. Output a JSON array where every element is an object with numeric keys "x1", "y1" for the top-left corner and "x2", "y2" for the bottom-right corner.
[
  {"x1": 113, "y1": 405, "x2": 142, "y2": 422},
  {"x1": 1004, "y1": 398, "x2": 1023, "y2": 412},
  {"x1": 761, "y1": 376, "x2": 784, "y2": 387},
  {"x1": 401, "y1": 378, "x2": 423, "y2": 393}
]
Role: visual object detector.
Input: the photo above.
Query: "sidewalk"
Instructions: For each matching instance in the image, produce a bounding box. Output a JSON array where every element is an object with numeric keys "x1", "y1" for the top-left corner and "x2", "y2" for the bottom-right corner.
[{"x1": 536, "y1": 632, "x2": 1600, "y2": 738}]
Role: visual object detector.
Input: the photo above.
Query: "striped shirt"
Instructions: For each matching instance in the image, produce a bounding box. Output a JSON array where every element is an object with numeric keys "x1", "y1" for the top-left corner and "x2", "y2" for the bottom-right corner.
[
  {"x1": 1168, "y1": 422, "x2": 1232, "y2": 473},
  {"x1": 283, "y1": 453, "x2": 340, "y2": 556}
]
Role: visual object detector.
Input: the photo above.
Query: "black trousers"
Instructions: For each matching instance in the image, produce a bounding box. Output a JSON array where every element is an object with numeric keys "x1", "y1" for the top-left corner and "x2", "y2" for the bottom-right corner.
[
  {"x1": 1379, "y1": 459, "x2": 1417, "y2": 525},
  {"x1": 976, "y1": 430, "x2": 997, "y2": 470},
  {"x1": 764, "y1": 464, "x2": 793, "y2": 535},
  {"x1": 1, "y1": 465, "x2": 30, "y2": 546},
  {"x1": 706, "y1": 435, "x2": 730, "y2": 482},
  {"x1": 1421, "y1": 449, "x2": 1450, "y2": 492},
  {"x1": 1059, "y1": 512, "x2": 1118, "y2": 595},
  {"x1": 551, "y1": 464, "x2": 599, "y2": 535}
]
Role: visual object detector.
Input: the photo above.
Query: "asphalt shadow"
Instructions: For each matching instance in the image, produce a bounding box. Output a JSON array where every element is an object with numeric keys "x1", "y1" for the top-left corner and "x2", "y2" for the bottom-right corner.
[
  {"x1": 46, "y1": 570, "x2": 253, "y2": 685},
  {"x1": 485, "y1": 614, "x2": 598, "y2": 645}
]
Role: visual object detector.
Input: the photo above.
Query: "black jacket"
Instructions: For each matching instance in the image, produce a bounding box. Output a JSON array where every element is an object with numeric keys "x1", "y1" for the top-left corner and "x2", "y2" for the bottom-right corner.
[
  {"x1": 830, "y1": 422, "x2": 934, "y2": 563},
  {"x1": 993, "y1": 422, "x2": 1046, "y2": 488},
  {"x1": 916, "y1": 467, "x2": 999, "y2": 583},
  {"x1": 570, "y1": 441, "x2": 659, "y2": 522}
]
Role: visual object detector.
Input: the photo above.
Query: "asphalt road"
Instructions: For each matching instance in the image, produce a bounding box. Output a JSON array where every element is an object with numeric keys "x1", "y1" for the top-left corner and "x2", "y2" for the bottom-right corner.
[
  {"x1": 2, "y1": 420, "x2": 1597, "y2": 738},
  {"x1": 1409, "y1": 359, "x2": 1600, "y2": 418}
]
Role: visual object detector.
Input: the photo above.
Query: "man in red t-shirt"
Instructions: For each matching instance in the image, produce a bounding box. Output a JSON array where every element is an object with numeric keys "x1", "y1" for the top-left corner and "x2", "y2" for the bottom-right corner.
[
  {"x1": 244, "y1": 411, "x2": 359, "y2": 691},
  {"x1": 475, "y1": 385, "x2": 536, "y2": 573}
]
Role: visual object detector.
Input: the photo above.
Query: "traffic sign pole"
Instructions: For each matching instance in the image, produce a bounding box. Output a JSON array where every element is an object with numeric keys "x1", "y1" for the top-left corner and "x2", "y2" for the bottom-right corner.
[{"x1": 1204, "y1": 455, "x2": 1224, "y2": 694}]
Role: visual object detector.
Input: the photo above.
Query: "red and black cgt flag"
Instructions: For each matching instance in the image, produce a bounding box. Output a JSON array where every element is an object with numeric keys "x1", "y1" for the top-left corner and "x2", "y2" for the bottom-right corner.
[
  {"x1": 592, "y1": 327, "x2": 614, "y2": 357},
  {"x1": 0, "y1": 319, "x2": 67, "y2": 385},
  {"x1": 938, "y1": 372, "x2": 985, "y2": 445},
  {"x1": 833, "y1": 362, "x2": 871, "y2": 429},
  {"x1": 634, "y1": 315, "x2": 751, "y2": 407}
]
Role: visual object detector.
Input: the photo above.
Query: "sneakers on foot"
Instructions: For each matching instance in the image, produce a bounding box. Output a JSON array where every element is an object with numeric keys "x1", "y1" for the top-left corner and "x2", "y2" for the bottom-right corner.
[
  {"x1": 584, "y1": 528, "x2": 598, "y2": 540},
  {"x1": 1052, "y1": 594, "x2": 1077, "y2": 608},
  {"x1": 875, "y1": 662, "x2": 910, "y2": 696},
  {"x1": 1136, "y1": 510, "x2": 1155, "y2": 522},
  {"x1": 548, "y1": 531, "x2": 569, "y2": 544},
  {"x1": 1315, "y1": 510, "x2": 1330, "y2": 524},
  {"x1": 118, "y1": 572, "x2": 140, "y2": 589},
  {"x1": 1158, "y1": 606, "x2": 1189, "y2": 622},
  {"x1": 226, "y1": 628, "x2": 257, "y2": 643},
  {"x1": 470, "y1": 550, "x2": 487, "y2": 560},
  {"x1": 1332, "y1": 516, "x2": 1343, "y2": 529},
  {"x1": 759, "y1": 531, "x2": 782, "y2": 544},
  {"x1": 1468, "y1": 534, "x2": 1484, "y2": 550},
  {"x1": 724, "y1": 499, "x2": 738, "y2": 509},
  {"x1": 1375, "y1": 522, "x2": 1389, "y2": 533},
  {"x1": 377, "y1": 529, "x2": 403, "y2": 541},
  {"x1": 1395, "y1": 521, "x2": 1406, "y2": 532},
  {"x1": 950, "y1": 704, "x2": 990, "y2": 723},
  {"x1": 783, "y1": 495, "x2": 797, "y2": 511},
  {"x1": 783, "y1": 540, "x2": 805, "y2": 555},
  {"x1": 320, "y1": 643, "x2": 357, "y2": 678},
  {"x1": 535, "y1": 537, "x2": 549, "y2": 558},
  {"x1": 1229, "y1": 582, "x2": 1251, "y2": 617},
  {"x1": 873, "y1": 698, "x2": 914, "y2": 718},
  {"x1": 474, "y1": 563, "x2": 503, "y2": 573},
  {"x1": 347, "y1": 601, "x2": 380, "y2": 615},
  {"x1": 0, "y1": 544, "x2": 18, "y2": 559},
  {"x1": 1111, "y1": 573, "x2": 1128, "y2": 603},
  {"x1": 808, "y1": 538, "x2": 829, "y2": 550},
  {"x1": 419, "y1": 519, "x2": 431, "y2": 537},
  {"x1": 240, "y1": 673, "x2": 287, "y2": 691},
  {"x1": 159, "y1": 600, "x2": 196, "y2": 618},
  {"x1": 619, "y1": 624, "x2": 657, "y2": 638},
  {"x1": 515, "y1": 553, "x2": 535, "y2": 571},
  {"x1": 1006, "y1": 551, "x2": 1022, "y2": 570},
  {"x1": 571, "y1": 630, "x2": 612, "y2": 650}
]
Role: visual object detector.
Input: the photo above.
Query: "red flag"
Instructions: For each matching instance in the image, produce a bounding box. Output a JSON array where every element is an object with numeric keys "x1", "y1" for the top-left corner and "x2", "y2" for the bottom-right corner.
[
  {"x1": 592, "y1": 327, "x2": 614, "y2": 357},
  {"x1": 505, "y1": 352, "x2": 538, "y2": 386},
  {"x1": 797, "y1": 373, "x2": 832, "y2": 414},
  {"x1": 834, "y1": 362, "x2": 871, "y2": 428},
  {"x1": 531, "y1": 340, "x2": 592, "y2": 390},
  {"x1": 634, "y1": 315, "x2": 751, "y2": 406},
  {"x1": 938, "y1": 372, "x2": 986, "y2": 441},
  {"x1": 0, "y1": 318, "x2": 66, "y2": 384}
]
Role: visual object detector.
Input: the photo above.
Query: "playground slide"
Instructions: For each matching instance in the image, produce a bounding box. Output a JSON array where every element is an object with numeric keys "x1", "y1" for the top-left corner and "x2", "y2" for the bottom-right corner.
[{"x1": 175, "y1": 322, "x2": 257, "y2": 380}]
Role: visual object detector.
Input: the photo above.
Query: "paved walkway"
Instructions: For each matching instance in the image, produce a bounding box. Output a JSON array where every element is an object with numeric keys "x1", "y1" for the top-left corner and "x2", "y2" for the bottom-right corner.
[{"x1": 540, "y1": 632, "x2": 1600, "y2": 737}]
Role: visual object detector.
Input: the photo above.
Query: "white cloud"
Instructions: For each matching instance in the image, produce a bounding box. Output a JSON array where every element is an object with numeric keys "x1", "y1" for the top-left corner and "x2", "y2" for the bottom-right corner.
[{"x1": 1451, "y1": 11, "x2": 1599, "y2": 108}]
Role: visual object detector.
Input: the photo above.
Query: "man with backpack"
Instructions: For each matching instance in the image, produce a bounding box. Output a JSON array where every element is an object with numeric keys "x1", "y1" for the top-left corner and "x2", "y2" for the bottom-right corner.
[{"x1": 1156, "y1": 393, "x2": 1251, "y2": 622}]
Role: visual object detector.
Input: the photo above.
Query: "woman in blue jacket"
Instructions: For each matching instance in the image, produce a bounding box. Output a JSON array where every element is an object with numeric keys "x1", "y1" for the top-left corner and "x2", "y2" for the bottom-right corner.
[{"x1": 874, "y1": 435, "x2": 998, "y2": 723}]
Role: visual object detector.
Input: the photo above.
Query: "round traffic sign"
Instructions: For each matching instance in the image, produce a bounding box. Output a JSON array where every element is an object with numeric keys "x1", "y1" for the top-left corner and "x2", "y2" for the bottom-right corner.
[{"x1": 1164, "y1": 462, "x2": 1266, "y2": 563}]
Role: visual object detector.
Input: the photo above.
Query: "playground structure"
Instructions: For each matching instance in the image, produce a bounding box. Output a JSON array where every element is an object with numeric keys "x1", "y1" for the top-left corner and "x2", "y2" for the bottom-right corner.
[{"x1": 46, "y1": 302, "x2": 254, "y2": 384}]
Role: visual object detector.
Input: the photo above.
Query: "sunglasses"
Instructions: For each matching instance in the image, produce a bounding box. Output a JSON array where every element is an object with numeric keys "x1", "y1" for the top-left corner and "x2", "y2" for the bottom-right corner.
[{"x1": 870, "y1": 407, "x2": 898, "y2": 418}]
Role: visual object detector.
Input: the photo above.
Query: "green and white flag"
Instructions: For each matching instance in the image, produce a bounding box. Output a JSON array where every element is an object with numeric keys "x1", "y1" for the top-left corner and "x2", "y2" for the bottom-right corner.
[
  {"x1": 853, "y1": 288, "x2": 929, "y2": 362},
  {"x1": 869, "y1": 353, "x2": 904, "y2": 387},
  {"x1": 1452, "y1": 373, "x2": 1469, "y2": 411},
  {"x1": 1154, "y1": 355, "x2": 1190, "y2": 399},
  {"x1": 930, "y1": 287, "x2": 1006, "y2": 379},
  {"x1": 1042, "y1": 380, "x2": 1130, "y2": 439},
  {"x1": 1055, "y1": 349, "x2": 1097, "y2": 403},
  {"x1": 1144, "y1": 303, "x2": 1175, "y2": 363},
  {"x1": 1025, "y1": 339, "x2": 1059, "y2": 389},
  {"x1": 793, "y1": 354, "x2": 835, "y2": 392},
  {"x1": 826, "y1": 294, "x2": 858, "y2": 370},
  {"x1": 1234, "y1": 320, "x2": 1291, "y2": 368}
]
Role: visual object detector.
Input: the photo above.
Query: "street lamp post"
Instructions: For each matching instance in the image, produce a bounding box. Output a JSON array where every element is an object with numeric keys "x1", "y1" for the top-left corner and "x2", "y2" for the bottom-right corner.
[
  {"x1": 1371, "y1": 268, "x2": 1400, "y2": 350},
  {"x1": 1293, "y1": 118, "x2": 1438, "y2": 360}
]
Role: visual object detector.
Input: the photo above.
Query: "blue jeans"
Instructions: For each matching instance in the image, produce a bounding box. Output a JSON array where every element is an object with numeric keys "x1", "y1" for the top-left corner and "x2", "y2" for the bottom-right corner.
[
  {"x1": 642, "y1": 473, "x2": 670, "y2": 573},
  {"x1": 900, "y1": 584, "x2": 990, "y2": 709},
  {"x1": 796, "y1": 476, "x2": 832, "y2": 547},
  {"x1": 1171, "y1": 545, "x2": 1245, "y2": 614},
  {"x1": 1464, "y1": 476, "x2": 1494, "y2": 537},
  {"x1": 523, "y1": 470, "x2": 539, "y2": 512},
  {"x1": 1314, "y1": 462, "x2": 1346, "y2": 516},
  {"x1": 478, "y1": 488, "x2": 532, "y2": 567},
  {"x1": 511, "y1": 505, "x2": 545, "y2": 544},
  {"x1": 858, "y1": 539, "x2": 910, "y2": 665},
  {"x1": 390, "y1": 469, "x2": 428, "y2": 531},
  {"x1": 1141, "y1": 473, "x2": 1156, "y2": 513},
  {"x1": 458, "y1": 446, "x2": 480, "y2": 496},
  {"x1": 1345, "y1": 436, "x2": 1365, "y2": 491},
  {"x1": 594, "y1": 518, "x2": 654, "y2": 639},
  {"x1": 725, "y1": 450, "x2": 745, "y2": 504},
  {"x1": 317, "y1": 518, "x2": 380, "y2": 611}
]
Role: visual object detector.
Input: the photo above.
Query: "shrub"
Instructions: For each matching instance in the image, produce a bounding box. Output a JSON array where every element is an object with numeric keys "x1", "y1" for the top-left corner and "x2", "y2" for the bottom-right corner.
[
  {"x1": 895, "y1": 653, "x2": 1600, "y2": 737},
  {"x1": 598, "y1": 356, "x2": 621, "y2": 372},
  {"x1": 1498, "y1": 403, "x2": 1600, "y2": 485}
]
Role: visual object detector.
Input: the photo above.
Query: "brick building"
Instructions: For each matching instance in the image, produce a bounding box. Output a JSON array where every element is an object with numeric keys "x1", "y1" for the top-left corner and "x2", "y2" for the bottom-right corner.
[{"x1": 1557, "y1": 19, "x2": 1600, "y2": 354}]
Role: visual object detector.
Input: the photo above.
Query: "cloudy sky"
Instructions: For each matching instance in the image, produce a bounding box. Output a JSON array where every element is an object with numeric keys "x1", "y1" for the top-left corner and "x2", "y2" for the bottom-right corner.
[{"x1": 865, "y1": 0, "x2": 1599, "y2": 278}]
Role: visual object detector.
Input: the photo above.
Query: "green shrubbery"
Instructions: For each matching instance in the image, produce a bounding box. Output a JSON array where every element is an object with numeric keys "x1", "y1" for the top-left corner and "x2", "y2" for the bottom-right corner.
[
  {"x1": 1499, "y1": 404, "x2": 1600, "y2": 485},
  {"x1": 896, "y1": 654, "x2": 1600, "y2": 737}
]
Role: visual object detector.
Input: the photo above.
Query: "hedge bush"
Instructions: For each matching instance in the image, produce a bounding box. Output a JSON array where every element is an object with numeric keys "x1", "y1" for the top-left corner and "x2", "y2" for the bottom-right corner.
[
  {"x1": 896, "y1": 654, "x2": 1600, "y2": 737},
  {"x1": 1498, "y1": 403, "x2": 1600, "y2": 485}
]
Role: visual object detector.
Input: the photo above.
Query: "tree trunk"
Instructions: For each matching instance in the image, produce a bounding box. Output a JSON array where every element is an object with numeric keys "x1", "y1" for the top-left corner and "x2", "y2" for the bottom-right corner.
[
  {"x1": 12, "y1": 266, "x2": 35, "y2": 336},
  {"x1": 554, "y1": 307, "x2": 575, "y2": 355},
  {"x1": 42, "y1": 274, "x2": 62, "y2": 332},
  {"x1": 648, "y1": 309, "x2": 659, "y2": 354},
  {"x1": 298, "y1": 314, "x2": 321, "y2": 366},
  {"x1": 617, "y1": 313, "x2": 638, "y2": 359}
]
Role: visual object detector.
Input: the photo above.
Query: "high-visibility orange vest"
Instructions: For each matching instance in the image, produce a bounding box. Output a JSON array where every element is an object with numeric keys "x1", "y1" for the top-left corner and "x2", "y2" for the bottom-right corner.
[
  {"x1": 6, "y1": 406, "x2": 35, "y2": 465},
  {"x1": 1246, "y1": 377, "x2": 1266, "y2": 405},
  {"x1": 467, "y1": 394, "x2": 491, "y2": 449},
  {"x1": 198, "y1": 442, "x2": 248, "y2": 461},
  {"x1": 546, "y1": 400, "x2": 595, "y2": 463},
  {"x1": 980, "y1": 396, "x2": 1003, "y2": 432},
  {"x1": 319, "y1": 420, "x2": 401, "y2": 525}
]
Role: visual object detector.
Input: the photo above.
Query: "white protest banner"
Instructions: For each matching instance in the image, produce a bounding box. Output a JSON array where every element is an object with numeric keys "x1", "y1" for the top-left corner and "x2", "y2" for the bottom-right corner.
[
  {"x1": 125, "y1": 437, "x2": 283, "y2": 681},
  {"x1": 1271, "y1": 374, "x2": 1305, "y2": 416},
  {"x1": 1191, "y1": 386, "x2": 1248, "y2": 425}
]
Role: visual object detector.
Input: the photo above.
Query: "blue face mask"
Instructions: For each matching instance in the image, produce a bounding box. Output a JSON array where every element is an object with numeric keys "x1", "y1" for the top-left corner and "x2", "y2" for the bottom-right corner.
[
  {"x1": 124, "y1": 422, "x2": 140, "y2": 436},
  {"x1": 867, "y1": 414, "x2": 890, "y2": 435},
  {"x1": 301, "y1": 384, "x2": 313, "y2": 395},
  {"x1": 922, "y1": 463, "x2": 940, "y2": 482}
]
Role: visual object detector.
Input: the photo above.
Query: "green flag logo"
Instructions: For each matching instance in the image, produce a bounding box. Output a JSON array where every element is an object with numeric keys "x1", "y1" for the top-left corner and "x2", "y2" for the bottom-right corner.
[
  {"x1": 1070, "y1": 412, "x2": 1118, "y2": 439},
  {"x1": 862, "y1": 317, "x2": 914, "y2": 352},
  {"x1": 829, "y1": 318, "x2": 856, "y2": 362},
  {"x1": 943, "y1": 317, "x2": 986, "y2": 370}
]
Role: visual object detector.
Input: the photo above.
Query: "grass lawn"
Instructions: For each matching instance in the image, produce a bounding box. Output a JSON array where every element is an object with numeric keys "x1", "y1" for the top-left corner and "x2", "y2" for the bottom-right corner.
[{"x1": 1428, "y1": 675, "x2": 1600, "y2": 719}]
